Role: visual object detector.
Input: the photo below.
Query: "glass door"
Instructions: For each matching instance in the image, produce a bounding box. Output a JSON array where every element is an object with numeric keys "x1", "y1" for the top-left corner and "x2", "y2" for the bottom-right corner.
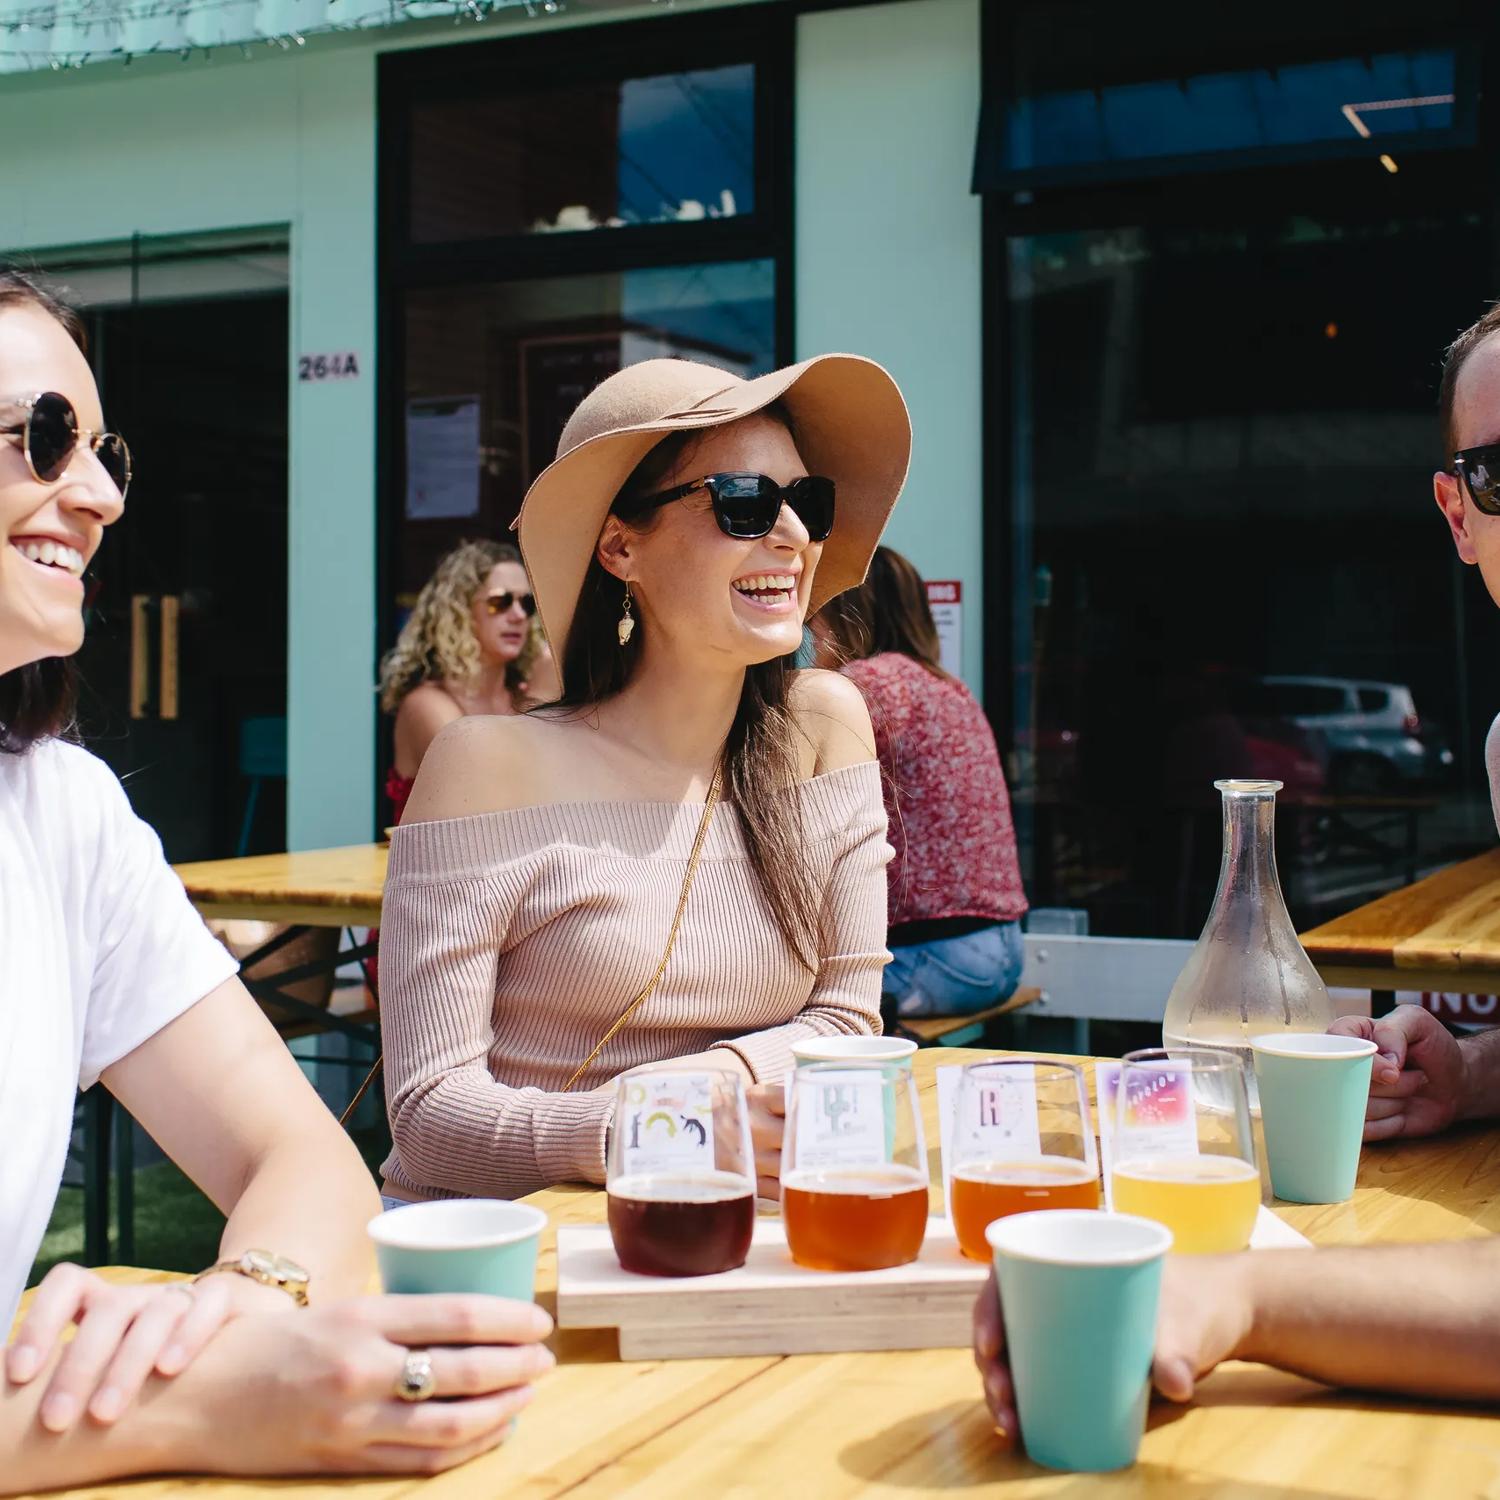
[{"x1": 34, "y1": 231, "x2": 291, "y2": 861}]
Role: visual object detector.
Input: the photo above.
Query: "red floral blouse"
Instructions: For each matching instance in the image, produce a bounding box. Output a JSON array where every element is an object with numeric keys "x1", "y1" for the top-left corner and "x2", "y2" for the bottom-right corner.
[{"x1": 840, "y1": 653, "x2": 1027, "y2": 931}]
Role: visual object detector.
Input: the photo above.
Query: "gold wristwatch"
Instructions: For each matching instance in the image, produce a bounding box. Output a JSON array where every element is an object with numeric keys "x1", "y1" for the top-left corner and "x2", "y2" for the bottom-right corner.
[{"x1": 195, "y1": 1249, "x2": 310, "y2": 1307}]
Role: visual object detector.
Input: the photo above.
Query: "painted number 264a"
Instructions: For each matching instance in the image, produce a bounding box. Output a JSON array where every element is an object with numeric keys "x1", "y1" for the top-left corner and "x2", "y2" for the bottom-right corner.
[{"x1": 298, "y1": 352, "x2": 359, "y2": 381}]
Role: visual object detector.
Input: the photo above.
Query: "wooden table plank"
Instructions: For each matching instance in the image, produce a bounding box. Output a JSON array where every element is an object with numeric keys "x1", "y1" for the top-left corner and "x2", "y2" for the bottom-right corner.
[
  {"x1": 173, "y1": 844, "x2": 388, "y2": 928},
  {"x1": 1300, "y1": 847, "x2": 1500, "y2": 990},
  {"x1": 21, "y1": 1049, "x2": 1500, "y2": 1500}
]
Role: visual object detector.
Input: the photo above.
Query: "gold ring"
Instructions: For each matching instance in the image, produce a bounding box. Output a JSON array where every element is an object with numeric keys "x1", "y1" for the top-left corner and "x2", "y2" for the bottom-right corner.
[{"x1": 395, "y1": 1349, "x2": 436, "y2": 1402}]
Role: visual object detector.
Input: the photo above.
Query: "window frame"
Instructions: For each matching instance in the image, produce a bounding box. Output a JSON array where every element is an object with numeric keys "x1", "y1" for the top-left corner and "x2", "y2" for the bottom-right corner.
[
  {"x1": 374, "y1": 8, "x2": 795, "y2": 827},
  {"x1": 979, "y1": 0, "x2": 1500, "y2": 915}
]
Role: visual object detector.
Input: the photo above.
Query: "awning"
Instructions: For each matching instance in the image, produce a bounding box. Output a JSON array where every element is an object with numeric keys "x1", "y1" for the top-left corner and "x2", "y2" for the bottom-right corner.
[{"x1": 0, "y1": 0, "x2": 548, "y2": 75}]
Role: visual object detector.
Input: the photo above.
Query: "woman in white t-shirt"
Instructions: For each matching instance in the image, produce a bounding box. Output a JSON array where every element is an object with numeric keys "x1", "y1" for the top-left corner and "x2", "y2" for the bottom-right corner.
[{"x1": 0, "y1": 273, "x2": 551, "y2": 1490}]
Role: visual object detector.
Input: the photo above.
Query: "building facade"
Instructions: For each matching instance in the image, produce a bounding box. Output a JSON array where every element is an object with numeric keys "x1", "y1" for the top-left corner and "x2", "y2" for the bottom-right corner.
[{"x1": 3, "y1": 0, "x2": 1496, "y2": 947}]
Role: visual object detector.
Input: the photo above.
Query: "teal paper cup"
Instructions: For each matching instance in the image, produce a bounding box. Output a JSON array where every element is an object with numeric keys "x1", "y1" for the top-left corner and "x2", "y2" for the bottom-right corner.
[
  {"x1": 988, "y1": 1210, "x2": 1172, "y2": 1473},
  {"x1": 791, "y1": 1035, "x2": 916, "y2": 1069},
  {"x1": 368, "y1": 1199, "x2": 548, "y2": 1300},
  {"x1": 1251, "y1": 1032, "x2": 1377, "y2": 1204}
]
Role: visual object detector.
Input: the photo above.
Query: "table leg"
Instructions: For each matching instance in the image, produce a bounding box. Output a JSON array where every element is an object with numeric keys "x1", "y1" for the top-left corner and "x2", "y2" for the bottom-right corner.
[
  {"x1": 1372, "y1": 988, "x2": 1397, "y2": 1019},
  {"x1": 114, "y1": 1103, "x2": 135, "y2": 1265},
  {"x1": 82, "y1": 1088, "x2": 113, "y2": 1267}
]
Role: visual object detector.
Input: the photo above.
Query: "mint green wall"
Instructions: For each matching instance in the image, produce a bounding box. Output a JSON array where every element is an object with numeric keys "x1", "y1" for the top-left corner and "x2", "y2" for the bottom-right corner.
[
  {"x1": 1, "y1": 0, "x2": 986, "y2": 850},
  {"x1": 0, "y1": 47, "x2": 378, "y2": 850},
  {"x1": 795, "y1": 0, "x2": 985, "y2": 695}
]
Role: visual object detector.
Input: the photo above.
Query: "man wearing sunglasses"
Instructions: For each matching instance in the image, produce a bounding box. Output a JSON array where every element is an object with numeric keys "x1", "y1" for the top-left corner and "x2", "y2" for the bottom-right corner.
[
  {"x1": 1319, "y1": 306, "x2": 1500, "y2": 1146},
  {"x1": 973, "y1": 310, "x2": 1500, "y2": 1441}
]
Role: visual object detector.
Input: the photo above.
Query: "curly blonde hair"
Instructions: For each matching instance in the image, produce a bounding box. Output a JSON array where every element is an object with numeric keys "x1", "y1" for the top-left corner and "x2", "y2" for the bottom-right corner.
[{"x1": 378, "y1": 539, "x2": 542, "y2": 712}]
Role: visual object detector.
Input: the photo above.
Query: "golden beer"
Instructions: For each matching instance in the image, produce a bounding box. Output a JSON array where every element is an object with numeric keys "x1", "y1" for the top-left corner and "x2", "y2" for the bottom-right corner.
[{"x1": 1111, "y1": 1153, "x2": 1259, "y2": 1254}]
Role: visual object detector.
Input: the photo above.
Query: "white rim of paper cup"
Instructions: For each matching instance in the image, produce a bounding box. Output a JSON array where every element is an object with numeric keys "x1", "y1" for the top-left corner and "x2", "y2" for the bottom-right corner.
[
  {"x1": 367, "y1": 1199, "x2": 548, "y2": 1251},
  {"x1": 986, "y1": 1210, "x2": 1173, "y2": 1266},
  {"x1": 1249, "y1": 1033, "x2": 1379, "y2": 1061},
  {"x1": 791, "y1": 1035, "x2": 917, "y2": 1063}
]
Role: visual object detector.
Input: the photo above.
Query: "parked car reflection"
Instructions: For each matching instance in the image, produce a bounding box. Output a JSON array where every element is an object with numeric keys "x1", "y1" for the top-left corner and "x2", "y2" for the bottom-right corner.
[{"x1": 1246, "y1": 676, "x2": 1454, "y2": 793}]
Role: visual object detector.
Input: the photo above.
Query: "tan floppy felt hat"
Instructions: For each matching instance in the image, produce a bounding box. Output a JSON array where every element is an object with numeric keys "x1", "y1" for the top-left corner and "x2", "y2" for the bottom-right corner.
[{"x1": 514, "y1": 353, "x2": 912, "y2": 676}]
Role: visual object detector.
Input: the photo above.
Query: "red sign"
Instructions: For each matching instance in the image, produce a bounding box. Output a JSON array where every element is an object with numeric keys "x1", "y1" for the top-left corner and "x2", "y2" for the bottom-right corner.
[
  {"x1": 926, "y1": 579, "x2": 961, "y2": 605},
  {"x1": 1421, "y1": 993, "x2": 1500, "y2": 1025}
]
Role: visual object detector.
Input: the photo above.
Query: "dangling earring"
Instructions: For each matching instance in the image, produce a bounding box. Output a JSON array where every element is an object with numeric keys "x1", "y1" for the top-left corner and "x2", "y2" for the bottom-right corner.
[{"x1": 617, "y1": 584, "x2": 636, "y2": 646}]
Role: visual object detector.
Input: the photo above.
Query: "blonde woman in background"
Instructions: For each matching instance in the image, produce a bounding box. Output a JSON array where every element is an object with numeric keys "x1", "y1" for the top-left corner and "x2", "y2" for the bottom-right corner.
[{"x1": 379, "y1": 539, "x2": 558, "y2": 825}]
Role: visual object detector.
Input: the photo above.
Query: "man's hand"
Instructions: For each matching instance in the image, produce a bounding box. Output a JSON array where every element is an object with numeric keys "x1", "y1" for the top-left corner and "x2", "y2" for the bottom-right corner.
[
  {"x1": 972, "y1": 1256, "x2": 1256, "y2": 1442},
  {"x1": 1329, "y1": 1007, "x2": 1468, "y2": 1141}
]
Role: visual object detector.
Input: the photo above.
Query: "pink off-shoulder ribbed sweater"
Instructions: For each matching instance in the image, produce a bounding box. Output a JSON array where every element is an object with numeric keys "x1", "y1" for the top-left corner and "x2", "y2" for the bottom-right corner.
[{"x1": 377, "y1": 760, "x2": 891, "y2": 1202}]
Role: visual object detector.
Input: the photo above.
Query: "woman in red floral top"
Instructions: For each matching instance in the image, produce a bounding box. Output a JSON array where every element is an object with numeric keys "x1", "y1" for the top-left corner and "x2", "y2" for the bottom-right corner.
[{"x1": 814, "y1": 547, "x2": 1027, "y2": 1017}]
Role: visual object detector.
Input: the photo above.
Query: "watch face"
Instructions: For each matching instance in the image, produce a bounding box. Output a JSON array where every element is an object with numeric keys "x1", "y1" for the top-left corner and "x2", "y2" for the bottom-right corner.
[
  {"x1": 274, "y1": 1256, "x2": 311, "y2": 1285},
  {"x1": 244, "y1": 1249, "x2": 277, "y2": 1277}
]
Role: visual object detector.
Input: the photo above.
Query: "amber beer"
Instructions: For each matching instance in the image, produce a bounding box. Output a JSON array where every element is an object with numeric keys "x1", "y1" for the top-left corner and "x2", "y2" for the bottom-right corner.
[
  {"x1": 949, "y1": 1158, "x2": 1101, "y2": 1261},
  {"x1": 782, "y1": 1164, "x2": 929, "y2": 1271},
  {"x1": 607, "y1": 1170, "x2": 755, "y2": 1277}
]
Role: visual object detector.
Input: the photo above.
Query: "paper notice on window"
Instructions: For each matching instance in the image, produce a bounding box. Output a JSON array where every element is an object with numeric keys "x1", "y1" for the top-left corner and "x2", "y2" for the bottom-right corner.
[
  {"x1": 925, "y1": 579, "x2": 962, "y2": 677},
  {"x1": 793, "y1": 1071, "x2": 888, "y2": 1170},
  {"x1": 405, "y1": 397, "x2": 481, "y2": 520},
  {"x1": 936, "y1": 1064, "x2": 1042, "y2": 1217},
  {"x1": 617, "y1": 1072, "x2": 715, "y2": 1177}
]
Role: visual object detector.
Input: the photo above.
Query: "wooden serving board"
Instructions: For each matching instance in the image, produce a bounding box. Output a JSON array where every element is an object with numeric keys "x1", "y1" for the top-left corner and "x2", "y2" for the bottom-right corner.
[
  {"x1": 557, "y1": 1217, "x2": 984, "y2": 1358},
  {"x1": 556, "y1": 1207, "x2": 1310, "y2": 1360}
]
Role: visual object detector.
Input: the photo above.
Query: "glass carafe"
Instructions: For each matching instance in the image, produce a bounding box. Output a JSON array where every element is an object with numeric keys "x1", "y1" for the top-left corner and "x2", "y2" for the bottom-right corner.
[{"x1": 1161, "y1": 780, "x2": 1334, "y2": 1106}]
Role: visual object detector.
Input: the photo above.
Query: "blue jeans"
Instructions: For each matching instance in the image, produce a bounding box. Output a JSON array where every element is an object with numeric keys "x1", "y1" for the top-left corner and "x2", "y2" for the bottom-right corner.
[{"x1": 884, "y1": 921, "x2": 1024, "y2": 1018}]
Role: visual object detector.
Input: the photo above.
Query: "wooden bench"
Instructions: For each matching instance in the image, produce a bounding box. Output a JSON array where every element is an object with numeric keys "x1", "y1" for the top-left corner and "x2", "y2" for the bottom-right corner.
[{"x1": 892, "y1": 986, "x2": 1043, "y2": 1048}]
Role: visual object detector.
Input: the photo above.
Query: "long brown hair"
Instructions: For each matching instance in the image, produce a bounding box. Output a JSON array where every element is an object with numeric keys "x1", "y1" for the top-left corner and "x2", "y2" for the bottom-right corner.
[
  {"x1": 816, "y1": 545, "x2": 950, "y2": 679},
  {"x1": 549, "y1": 407, "x2": 819, "y2": 970},
  {"x1": 0, "y1": 267, "x2": 88, "y2": 754}
]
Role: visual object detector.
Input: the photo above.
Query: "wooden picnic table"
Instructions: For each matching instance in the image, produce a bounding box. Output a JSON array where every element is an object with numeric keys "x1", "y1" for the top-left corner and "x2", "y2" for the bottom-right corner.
[
  {"x1": 28, "y1": 1046, "x2": 1500, "y2": 1499},
  {"x1": 1301, "y1": 846, "x2": 1500, "y2": 1012},
  {"x1": 173, "y1": 842, "x2": 389, "y2": 928}
]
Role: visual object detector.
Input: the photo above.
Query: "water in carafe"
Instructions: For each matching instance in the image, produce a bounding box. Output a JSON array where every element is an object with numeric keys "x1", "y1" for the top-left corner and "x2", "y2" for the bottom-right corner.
[{"x1": 1161, "y1": 780, "x2": 1334, "y2": 1107}]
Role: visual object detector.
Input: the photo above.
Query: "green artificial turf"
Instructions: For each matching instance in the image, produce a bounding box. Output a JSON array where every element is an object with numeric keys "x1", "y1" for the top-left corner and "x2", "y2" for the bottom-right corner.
[{"x1": 28, "y1": 1128, "x2": 389, "y2": 1286}]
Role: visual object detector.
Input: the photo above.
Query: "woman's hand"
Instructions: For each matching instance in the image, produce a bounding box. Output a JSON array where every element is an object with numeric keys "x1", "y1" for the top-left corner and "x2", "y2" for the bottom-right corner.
[
  {"x1": 173, "y1": 1294, "x2": 555, "y2": 1477},
  {"x1": 747, "y1": 1082, "x2": 786, "y2": 1199},
  {"x1": 7, "y1": 1265, "x2": 238, "y2": 1430}
]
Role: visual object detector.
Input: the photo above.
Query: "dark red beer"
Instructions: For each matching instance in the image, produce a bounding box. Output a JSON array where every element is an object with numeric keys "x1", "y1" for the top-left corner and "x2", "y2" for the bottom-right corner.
[{"x1": 607, "y1": 1171, "x2": 755, "y2": 1277}]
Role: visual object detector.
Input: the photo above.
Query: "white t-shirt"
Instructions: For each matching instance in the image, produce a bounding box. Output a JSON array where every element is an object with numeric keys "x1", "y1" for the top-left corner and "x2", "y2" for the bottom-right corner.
[{"x1": 0, "y1": 739, "x2": 238, "y2": 1329}]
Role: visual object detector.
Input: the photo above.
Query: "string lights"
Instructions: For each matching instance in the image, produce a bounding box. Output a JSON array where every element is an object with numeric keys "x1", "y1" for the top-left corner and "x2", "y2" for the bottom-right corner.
[{"x1": 0, "y1": 0, "x2": 575, "y2": 71}]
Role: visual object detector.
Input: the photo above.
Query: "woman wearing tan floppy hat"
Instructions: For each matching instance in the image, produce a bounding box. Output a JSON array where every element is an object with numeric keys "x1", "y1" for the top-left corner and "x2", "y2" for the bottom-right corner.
[{"x1": 376, "y1": 352, "x2": 910, "y2": 1202}]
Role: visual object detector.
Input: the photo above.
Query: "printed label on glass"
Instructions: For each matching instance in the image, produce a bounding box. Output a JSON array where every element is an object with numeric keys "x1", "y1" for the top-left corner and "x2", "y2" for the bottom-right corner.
[
  {"x1": 794, "y1": 1071, "x2": 889, "y2": 1170},
  {"x1": 1098, "y1": 1061, "x2": 1198, "y2": 1207},
  {"x1": 618, "y1": 1073, "x2": 715, "y2": 1177},
  {"x1": 937, "y1": 1065, "x2": 1043, "y2": 1215}
]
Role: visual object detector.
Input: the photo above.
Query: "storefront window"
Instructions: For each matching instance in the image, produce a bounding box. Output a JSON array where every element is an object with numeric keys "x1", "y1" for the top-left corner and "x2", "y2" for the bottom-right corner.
[
  {"x1": 409, "y1": 63, "x2": 756, "y2": 242},
  {"x1": 397, "y1": 259, "x2": 776, "y2": 600},
  {"x1": 1004, "y1": 202, "x2": 1497, "y2": 938},
  {"x1": 379, "y1": 10, "x2": 790, "y2": 702}
]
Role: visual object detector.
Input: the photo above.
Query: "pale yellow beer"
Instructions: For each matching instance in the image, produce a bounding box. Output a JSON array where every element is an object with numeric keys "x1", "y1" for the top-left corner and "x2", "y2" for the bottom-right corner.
[{"x1": 1111, "y1": 1153, "x2": 1259, "y2": 1254}]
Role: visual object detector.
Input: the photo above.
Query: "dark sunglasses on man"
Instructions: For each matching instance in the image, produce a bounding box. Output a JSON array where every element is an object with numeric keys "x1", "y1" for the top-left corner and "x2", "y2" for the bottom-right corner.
[
  {"x1": 1454, "y1": 444, "x2": 1500, "y2": 517},
  {"x1": 1, "y1": 390, "x2": 132, "y2": 500},
  {"x1": 615, "y1": 471, "x2": 836, "y2": 542},
  {"x1": 484, "y1": 590, "x2": 536, "y2": 617}
]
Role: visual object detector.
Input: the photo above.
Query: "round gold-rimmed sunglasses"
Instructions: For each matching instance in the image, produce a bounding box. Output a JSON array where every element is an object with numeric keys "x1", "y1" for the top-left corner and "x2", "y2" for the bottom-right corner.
[{"x1": 1, "y1": 390, "x2": 131, "y2": 500}]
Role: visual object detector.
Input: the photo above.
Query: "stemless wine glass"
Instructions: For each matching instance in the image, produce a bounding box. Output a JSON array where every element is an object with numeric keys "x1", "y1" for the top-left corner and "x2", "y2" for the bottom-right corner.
[
  {"x1": 1110, "y1": 1047, "x2": 1260, "y2": 1254},
  {"x1": 781, "y1": 1059, "x2": 929, "y2": 1271},
  {"x1": 606, "y1": 1067, "x2": 756, "y2": 1277},
  {"x1": 949, "y1": 1058, "x2": 1100, "y2": 1261}
]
